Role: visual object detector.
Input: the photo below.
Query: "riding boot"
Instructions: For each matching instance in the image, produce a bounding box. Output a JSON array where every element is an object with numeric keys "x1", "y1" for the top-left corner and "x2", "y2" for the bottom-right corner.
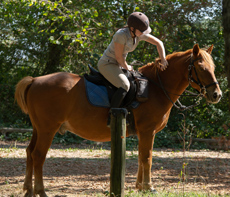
[
  {"x1": 107, "y1": 87, "x2": 128, "y2": 126},
  {"x1": 110, "y1": 87, "x2": 128, "y2": 108}
]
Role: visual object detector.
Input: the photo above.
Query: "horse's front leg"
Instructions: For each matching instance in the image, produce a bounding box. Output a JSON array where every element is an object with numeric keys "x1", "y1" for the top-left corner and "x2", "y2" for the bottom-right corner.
[{"x1": 136, "y1": 131, "x2": 156, "y2": 192}]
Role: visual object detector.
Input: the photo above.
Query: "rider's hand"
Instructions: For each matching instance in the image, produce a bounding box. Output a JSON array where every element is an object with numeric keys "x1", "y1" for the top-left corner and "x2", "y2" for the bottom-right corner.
[
  {"x1": 127, "y1": 65, "x2": 134, "y2": 71},
  {"x1": 158, "y1": 59, "x2": 168, "y2": 71}
]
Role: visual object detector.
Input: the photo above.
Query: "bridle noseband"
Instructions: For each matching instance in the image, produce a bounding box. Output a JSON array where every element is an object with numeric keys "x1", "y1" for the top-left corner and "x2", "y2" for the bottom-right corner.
[{"x1": 188, "y1": 56, "x2": 218, "y2": 96}]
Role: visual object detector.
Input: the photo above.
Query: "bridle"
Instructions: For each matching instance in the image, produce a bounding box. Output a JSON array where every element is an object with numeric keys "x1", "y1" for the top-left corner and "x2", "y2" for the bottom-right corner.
[
  {"x1": 154, "y1": 54, "x2": 218, "y2": 111},
  {"x1": 188, "y1": 56, "x2": 218, "y2": 96}
]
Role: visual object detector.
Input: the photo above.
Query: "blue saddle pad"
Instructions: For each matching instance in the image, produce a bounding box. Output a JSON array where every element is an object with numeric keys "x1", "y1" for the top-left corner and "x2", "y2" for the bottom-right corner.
[{"x1": 85, "y1": 78, "x2": 110, "y2": 108}]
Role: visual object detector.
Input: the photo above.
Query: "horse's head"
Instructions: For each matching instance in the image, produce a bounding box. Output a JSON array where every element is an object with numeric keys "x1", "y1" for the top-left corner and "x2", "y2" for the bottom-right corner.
[{"x1": 188, "y1": 44, "x2": 222, "y2": 103}]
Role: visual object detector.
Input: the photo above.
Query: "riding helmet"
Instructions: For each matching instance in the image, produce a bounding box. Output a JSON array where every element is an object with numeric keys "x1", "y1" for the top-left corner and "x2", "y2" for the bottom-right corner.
[{"x1": 127, "y1": 12, "x2": 152, "y2": 34}]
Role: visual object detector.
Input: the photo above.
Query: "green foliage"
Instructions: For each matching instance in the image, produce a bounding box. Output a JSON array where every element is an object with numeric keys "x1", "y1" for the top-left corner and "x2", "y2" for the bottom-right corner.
[
  {"x1": 167, "y1": 96, "x2": 230, "y2": 139},
  {"x1": 0, "y1": 0, "x2": 228, "y2": 144},
  {"x1": 52, "y1": 131, "x2": 84, "y2": 144}
]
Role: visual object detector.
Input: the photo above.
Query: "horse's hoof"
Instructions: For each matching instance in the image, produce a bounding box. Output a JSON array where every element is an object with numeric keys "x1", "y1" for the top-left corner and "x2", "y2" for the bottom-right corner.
[
  {"x1": 40, "y1": 193, "x2": 48, "y2": 197},
  {"x1": 34, "y1": 189, "x2": 48, "y2": 197},
  {"x1": 136, "y1": 182, "x2": 158, "y2": 194},
  {"x1": 135, "y1": 182, "x2": 142, "y2": 190},
  {"x1": 23, "y1": 185, "x2": 33, "y2": 197},
  {"x1": 24, "y1": 191, "x2": 33, "y2": 197}
]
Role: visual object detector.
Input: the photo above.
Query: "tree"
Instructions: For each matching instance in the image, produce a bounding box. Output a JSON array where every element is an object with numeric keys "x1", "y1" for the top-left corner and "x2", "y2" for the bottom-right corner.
[
  {"x1": 223, "y1": 0, "x2": 230, "y2": 110},
  {"x1": 0, "y1": 0, "x2": 228, "y2": 139}
]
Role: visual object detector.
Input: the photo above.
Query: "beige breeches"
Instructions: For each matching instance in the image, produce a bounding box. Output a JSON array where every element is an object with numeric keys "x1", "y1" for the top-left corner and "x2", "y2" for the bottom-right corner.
[{"x1": 97, "y1": 59, "x2": 130, "y2": 92}]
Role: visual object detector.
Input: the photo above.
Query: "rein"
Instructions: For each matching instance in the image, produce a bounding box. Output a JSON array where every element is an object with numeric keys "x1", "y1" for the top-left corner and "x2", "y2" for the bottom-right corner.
[
  {"x1": 147, "y1": 55, "x2": 218, "y2": 111},
  {"x1": 156, "y1": 68, "x2": 203, "y2": 111}
]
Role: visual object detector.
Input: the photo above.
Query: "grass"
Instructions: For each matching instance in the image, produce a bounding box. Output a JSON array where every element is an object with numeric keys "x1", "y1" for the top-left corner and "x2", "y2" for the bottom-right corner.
[
  {"x1": 2, "y1": 188, "x2": 229, "y2": 197},
  {"x1": 130, "y1": 191, "x2": 229, "y2": 197},
  {"x1": 91, "y1": 190, "x2": 230, "y2": 197}
]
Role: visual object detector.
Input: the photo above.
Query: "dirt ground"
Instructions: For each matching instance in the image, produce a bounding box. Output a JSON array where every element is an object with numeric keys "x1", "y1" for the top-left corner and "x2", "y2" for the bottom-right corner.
[{"x1": 0, "y1": 140, "x2": 229, "y2": 197}]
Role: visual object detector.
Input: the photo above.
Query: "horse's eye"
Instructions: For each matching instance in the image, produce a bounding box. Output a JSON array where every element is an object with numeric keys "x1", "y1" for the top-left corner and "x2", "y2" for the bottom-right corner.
[{"x1": 199, "y1": 65, "x2": 206, "y2": 71}]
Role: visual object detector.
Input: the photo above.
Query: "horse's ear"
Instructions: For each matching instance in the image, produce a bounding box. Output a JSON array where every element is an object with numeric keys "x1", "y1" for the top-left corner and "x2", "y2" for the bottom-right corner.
[
  {"x1": 193, "y1": 44, "x2": 200, "y2": 57},
  {"x1": 206, "y1": 44, "x2": 214, "y2": 54}
]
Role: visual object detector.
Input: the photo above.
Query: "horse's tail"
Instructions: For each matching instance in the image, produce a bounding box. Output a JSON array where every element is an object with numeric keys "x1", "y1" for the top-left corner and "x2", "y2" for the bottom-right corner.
[{"x1": 15, "y1": 76, "x2": 34, "y2": 114}]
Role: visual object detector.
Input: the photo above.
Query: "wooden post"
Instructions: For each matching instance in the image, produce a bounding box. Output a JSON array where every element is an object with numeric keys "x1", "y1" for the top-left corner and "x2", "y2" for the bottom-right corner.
[{"x1": 110, "y1": 108, "x2": 128, "y2": 197}]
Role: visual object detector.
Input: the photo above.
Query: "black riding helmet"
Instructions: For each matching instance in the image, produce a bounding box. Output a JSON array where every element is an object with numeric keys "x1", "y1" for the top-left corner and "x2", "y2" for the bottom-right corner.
[{"x1": 127, "y1": 12, "x2": 152, "y2": 35}]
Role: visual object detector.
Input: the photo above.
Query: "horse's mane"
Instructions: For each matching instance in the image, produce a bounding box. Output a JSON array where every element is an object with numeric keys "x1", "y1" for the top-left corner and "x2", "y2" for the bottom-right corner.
[
  {"x1": 138, "y1": 49, "x2": 191, "y2": 78},
  {"x1": 138, "y1": 47, "x2": 214, "y2": 79},
  {"x1": 199, "y1": 49, "x2": 215, "y2": 69}
]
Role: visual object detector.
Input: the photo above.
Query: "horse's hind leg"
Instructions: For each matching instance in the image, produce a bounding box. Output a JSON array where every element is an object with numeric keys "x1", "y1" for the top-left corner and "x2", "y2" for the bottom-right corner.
[
  {"x1": 23, "y1": 127, "x2": 37, "y2": 197},
  {"x1": 32, "y1": 126, "x2": 58, "y2": 197}
]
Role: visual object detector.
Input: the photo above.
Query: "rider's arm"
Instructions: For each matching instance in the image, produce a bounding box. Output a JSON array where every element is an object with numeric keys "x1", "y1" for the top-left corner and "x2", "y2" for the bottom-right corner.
[
  {"x1": 144, "y1": 34, "x2": 168, "y2": 69},
  {"x1": 114, "y1": 42, "x2": 129, "y2": 70}
]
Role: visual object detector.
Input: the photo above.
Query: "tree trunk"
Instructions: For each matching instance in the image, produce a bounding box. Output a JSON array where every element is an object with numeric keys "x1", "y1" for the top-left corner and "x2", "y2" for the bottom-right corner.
[
  {"x1": 223, "y1": 0, "x2": 230, "y2": 110},
  {"x1": 43, "y1": 43, "x2": 62, "y2": 75}
]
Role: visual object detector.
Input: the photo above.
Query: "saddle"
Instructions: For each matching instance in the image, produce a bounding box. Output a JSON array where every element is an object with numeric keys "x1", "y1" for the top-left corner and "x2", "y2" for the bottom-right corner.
[
  {"x1": 84, "y1": 65, "x2": 149, "y2": 108},
  {"x1": 84, "y1": 65, "x2": 149, "y2": 135}
]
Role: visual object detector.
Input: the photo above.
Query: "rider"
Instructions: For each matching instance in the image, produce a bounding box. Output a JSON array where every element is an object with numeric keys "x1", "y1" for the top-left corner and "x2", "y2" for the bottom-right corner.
[{"x1": 97, "y1": 12, "x2": 168, "y2": 108}]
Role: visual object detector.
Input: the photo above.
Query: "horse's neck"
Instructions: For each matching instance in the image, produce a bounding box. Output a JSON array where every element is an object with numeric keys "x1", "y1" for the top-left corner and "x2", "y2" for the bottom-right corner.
[
  {"x1": 141, "y1": 53, "x2": 191, "y2": 103},
  {"x1": 161, "y1": 57, "x2": 190, "y2": 96}
]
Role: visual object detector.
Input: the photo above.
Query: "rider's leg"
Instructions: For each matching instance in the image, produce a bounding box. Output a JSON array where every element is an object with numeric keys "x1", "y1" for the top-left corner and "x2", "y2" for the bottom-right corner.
[
  {"x1": 98, "y1": 59, "x2": 130, "y2": 93},
  {"x1": 98, "y1": 60, "x2": 130, "y2": 125},
  {"x1": 110, "y1": 87, "x2": 128, "y2": 108}
]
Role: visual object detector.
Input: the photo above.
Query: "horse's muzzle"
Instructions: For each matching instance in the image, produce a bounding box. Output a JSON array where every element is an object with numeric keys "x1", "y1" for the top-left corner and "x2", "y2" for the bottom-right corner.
[{"x1": 206, "y1": 89, "x2": 222, "y2": 104}]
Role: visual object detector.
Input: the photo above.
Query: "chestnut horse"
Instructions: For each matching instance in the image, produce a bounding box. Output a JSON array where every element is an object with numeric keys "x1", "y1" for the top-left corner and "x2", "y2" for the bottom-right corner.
[{"x1": 15, "y1": 44, "x2": 221, "y2": 197}]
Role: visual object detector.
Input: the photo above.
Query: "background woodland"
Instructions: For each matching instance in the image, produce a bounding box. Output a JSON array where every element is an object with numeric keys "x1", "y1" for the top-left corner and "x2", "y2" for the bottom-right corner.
[{"x1": 1, "y1": 0, "x2": 229, "y2": 144}]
